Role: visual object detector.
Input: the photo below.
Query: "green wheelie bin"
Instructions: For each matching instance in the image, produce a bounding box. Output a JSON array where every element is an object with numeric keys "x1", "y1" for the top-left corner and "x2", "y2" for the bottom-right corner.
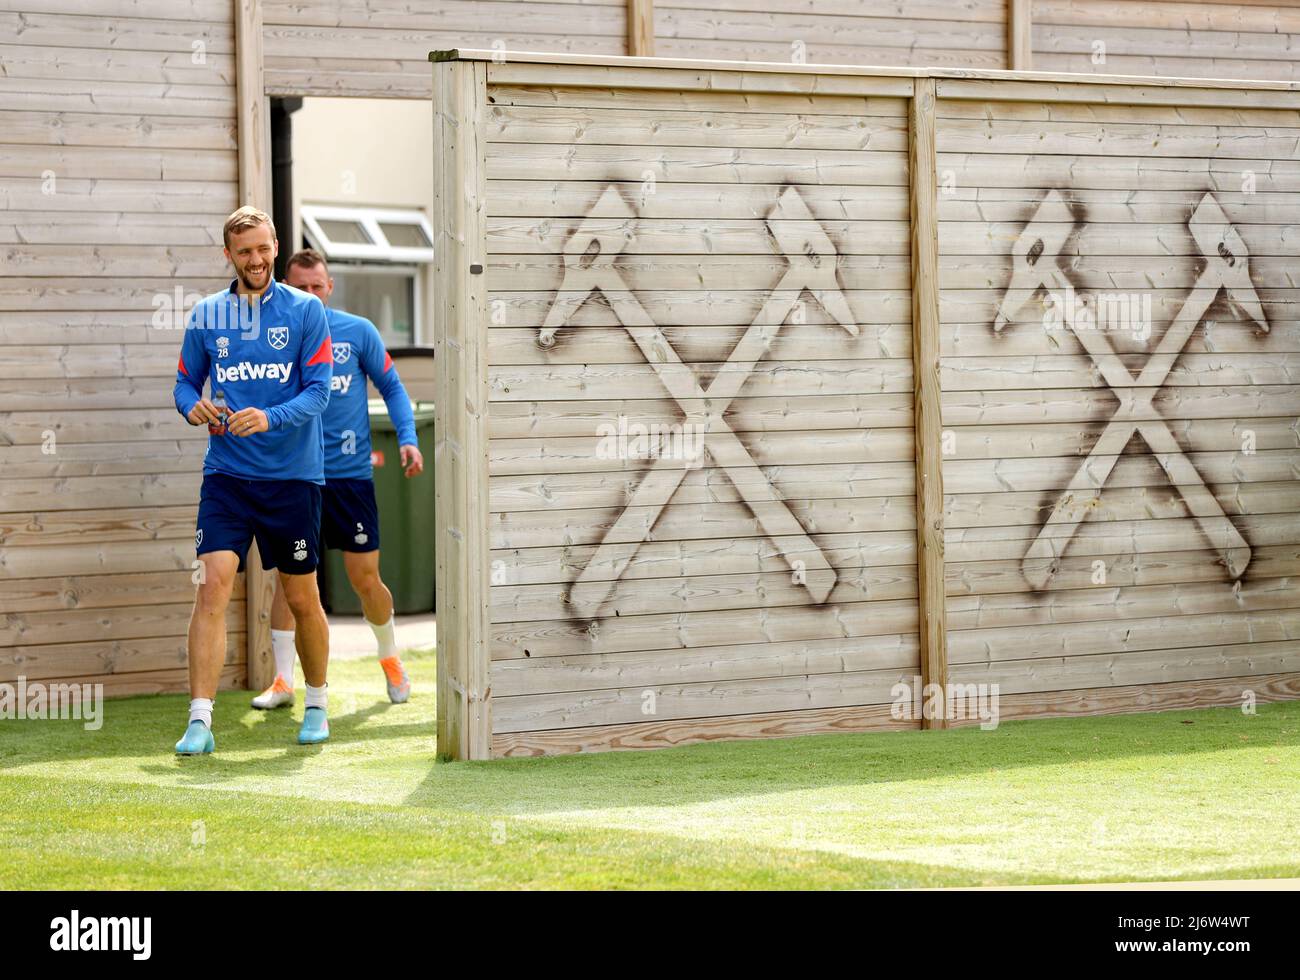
[{"x1": 322, "y1": 399, "x2": 436, "y2": 615}]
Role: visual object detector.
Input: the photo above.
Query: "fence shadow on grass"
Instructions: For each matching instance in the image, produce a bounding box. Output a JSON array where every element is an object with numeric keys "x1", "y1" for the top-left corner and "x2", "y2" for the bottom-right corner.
[
  {"x1": 399, "y1": 699, "x2": 1300, "y2": 815},
  {"x1": 3, "y1": 649, "x2": 1298, "y2": 816}
]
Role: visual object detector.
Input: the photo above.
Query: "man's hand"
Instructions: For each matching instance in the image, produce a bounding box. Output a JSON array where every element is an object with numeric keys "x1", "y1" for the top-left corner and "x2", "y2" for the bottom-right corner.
[
  {"x1": 186, "y1": 398, "x2": 223, "y2": 427},
  {"x1": 400, "y1": 443, "x2": 424, "y2": 477},
  {"x1": 227, "y1": 407, "x2": 270, "y2": 437}
]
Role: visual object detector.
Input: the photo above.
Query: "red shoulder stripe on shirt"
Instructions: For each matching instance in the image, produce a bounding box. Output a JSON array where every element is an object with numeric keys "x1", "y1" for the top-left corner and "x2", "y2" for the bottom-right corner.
[
  {"x1": 177, "y1": 353, "x2": 188, "y2": 377},
  {"x1": 306, "y1": 335, "x2": 333, "y2": 366},
  {"x1": 383, "y1": 351, "x2": 394, "y2": 372}
]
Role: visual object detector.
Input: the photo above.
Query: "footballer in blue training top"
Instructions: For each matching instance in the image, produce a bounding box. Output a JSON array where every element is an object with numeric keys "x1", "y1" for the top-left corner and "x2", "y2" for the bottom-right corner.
[
  {"x1": 252, "y1": 249, "x2": 424, "y2": 712},
  {"x1": 172, "y1": 208, "x2": 335, "y2": 756}
]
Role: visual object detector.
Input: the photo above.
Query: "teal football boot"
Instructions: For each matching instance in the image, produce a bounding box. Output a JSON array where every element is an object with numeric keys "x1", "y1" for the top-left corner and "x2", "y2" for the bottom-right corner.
[
  {"x1": 297, "y1": 706, "x2": 329, "y2": 745},
  {"x1": 175, "y1": 720, "x2": 215, "y2": 756}
]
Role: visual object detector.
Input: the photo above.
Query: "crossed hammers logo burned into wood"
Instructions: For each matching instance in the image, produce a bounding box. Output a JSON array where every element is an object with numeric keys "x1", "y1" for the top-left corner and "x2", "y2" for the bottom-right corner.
[
  {"x1": 993, "y1": 189, "x2": 1269, "y2": 589},
  {"x1": 538, "y1": 185, "x2": 859, "y2": 619}
]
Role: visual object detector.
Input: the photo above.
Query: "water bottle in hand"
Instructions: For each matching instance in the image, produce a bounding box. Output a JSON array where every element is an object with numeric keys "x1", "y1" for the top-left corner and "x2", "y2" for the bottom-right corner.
[{"x1": 209, "y1": 390, "x2": 229, "y2": 436}]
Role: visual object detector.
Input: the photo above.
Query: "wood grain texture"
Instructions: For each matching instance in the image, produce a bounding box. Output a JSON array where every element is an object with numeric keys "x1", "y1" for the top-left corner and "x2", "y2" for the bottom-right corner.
[
  {"x1": 0, "y1": 569, "x2": 245, "y2": 614},
  {"x1": 627, "y1": 0, "x2": 653, "y2": 56},
  {"x1": 40, "y1": 663, "x2": 247, "y2": 699},
  {"x1": 0, "y1": 602, "x2": 245, "y2": 651},
  {"x1": 0, "y1": 628, "x2": 243, "y2": 689},
  {"x1": 1008, "y1": 0, "x2": 1031, "y2": 71},
  {"x1": 1030, "y1": 0, "x2": 1300, "y2": 86},
  {"x1": 948, "y1": 544, "x2": 1300, "y2": 599},
  {"x1": 8, "y1": 1, "x2": 1300, "y2": 727},
  {"x1": 434, "y1": 59, "x2": 492, "y2": 760},
  {"x1": 236, "y1": 0, "x2": 268, "y2": 207},
  {"x1": 493, "y1": 699, "x2": 916, "y2": 757},
  {"x1": 491, "y1": 529, "x2": 917, "y2": 587},
  {"x1": 948, "y1": 672, "x2": 1300, "y2": 726},
  {"x1": 0, "y1": 1, "x2": 236, "y2": 699},
  {"x1": 479, "y1": 72, "x2": 923, "y2": 724},
  {"x1": 465, "y1": 58, "x2": 1300, "y2": 754},
  {"x1": 235, "y1": 0, "x2": 275, "y2": 692},
  {"x1": 455, "y1": 48, "x2": 1300, "y2": 99},
  {"x1": 493, "y1": 565, "x2": 918, "y2": 624},
  {"x1": 491, "y1": 599, "x2": 919, "y2": 660},
  {"x1": 493, "y1": 664, "x2": 919, "y2": 732},
  {"x1": 910, "y1": 77, "x2": 949, "y2": 728},
  {"x1": 265, "y1": 0, "x2": 626, "y2": 97},
  {"x1": 495, "y1": 671, "x2": 1300, "y2": 757}
]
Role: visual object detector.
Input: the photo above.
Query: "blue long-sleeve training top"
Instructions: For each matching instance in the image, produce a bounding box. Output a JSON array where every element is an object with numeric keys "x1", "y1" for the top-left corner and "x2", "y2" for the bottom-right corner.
[
  {"x1": 321, "y1": 306, "x2": 417, "y2": 479},
  {"x1": 173, "y1": 278, "x2": 333, "y2": 484}
]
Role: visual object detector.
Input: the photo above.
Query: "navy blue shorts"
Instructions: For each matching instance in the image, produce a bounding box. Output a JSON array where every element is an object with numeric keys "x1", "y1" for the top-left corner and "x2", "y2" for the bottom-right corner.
[
  {"x1": 320, "y1": 477, "x2": 380, "y2": 553},
  {"x1": 195, "y1": 473, "x2": 322, "y2": 574}
]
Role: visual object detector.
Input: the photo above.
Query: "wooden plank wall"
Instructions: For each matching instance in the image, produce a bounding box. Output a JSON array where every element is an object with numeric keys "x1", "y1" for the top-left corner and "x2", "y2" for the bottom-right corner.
[
  {"x1": 935, "y1": 85, "x2": 1300, "y2": 714},
  {"x1": 430, "y1": 56, "x2": 1300, "y2": 758},
  {"x1": 481, "y1": 72, "x2": 924, "y2": 756},
  {"x1": 267, "y1": 0, "x2": 1300, "y2": 98},
  {"x1": 0, "y1": 1, "x2": 245, "y2": 695},
  {"x1": 266, "y1": 0, "x2": 1300, "y2": 96},
  {"x1": 1033, "y1": 0, "x2": 1300, "y2": 81},
  {"x1": 432, "y1": 59, "x2": 492, "y2": 760},
  {"x1": 646, "y1": 0, "x2": 1300, "y2": 84},
  {"x1": 262, "y1": 0, "x2": 628, "y2": 97},
  {"x1": 653, "y1": 0, "x2": 1010, "y2": 69},
  {"x1": 7, "y1": 0, "x2": 1300, "y2": 707},
  {"x1": 263, "y1": 0, "x2": 1020, "y2": 97}
]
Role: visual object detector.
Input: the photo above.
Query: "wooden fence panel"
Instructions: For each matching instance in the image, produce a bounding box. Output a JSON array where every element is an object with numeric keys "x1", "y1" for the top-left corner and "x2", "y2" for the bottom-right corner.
[
  {"x1": 936, "y1": 89, "x2": 1300, "y2": 703},
  {"x1": 1034, "y1": 0, "x2": 1300, "y2": 82},
  {"x1": 477, "y1": 67, "x2": 923, "y2": 755},
  {"x1": 264, "y1": 0, "x2": 627, "y2": 97},
  {"x1": 434, "y1": 51, "x2": 1300, "y2": 758},
  {"x1": 654, "y1": 0, "x2": 1009, "y2": 69},
  {"x1": 0, "y1": 6, "x2": 240, "y2": 695}
]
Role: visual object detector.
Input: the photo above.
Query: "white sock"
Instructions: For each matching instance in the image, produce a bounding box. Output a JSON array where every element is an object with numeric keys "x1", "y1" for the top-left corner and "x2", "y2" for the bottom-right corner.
[
  {"x1": 271, "y1": 629, "x2": 296, "y2": 685},
  {"x1": 305, "y1": 683, "x2": 327, "y2": 711},
  {"x1": 369, "y1": 615, "x2": 398, "y2": 660},
  {"x1": 189, "y1": 698, "x2": 214, "y2": 728}
]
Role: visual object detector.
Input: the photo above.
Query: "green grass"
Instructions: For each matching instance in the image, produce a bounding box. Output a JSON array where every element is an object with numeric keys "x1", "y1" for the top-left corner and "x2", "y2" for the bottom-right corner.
[{"x1": 1, "y1": 648, "x2": 1298, "y2": 889}]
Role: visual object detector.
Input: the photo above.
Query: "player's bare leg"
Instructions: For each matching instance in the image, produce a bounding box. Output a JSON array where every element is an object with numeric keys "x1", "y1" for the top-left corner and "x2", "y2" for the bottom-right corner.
[
  {"x1": 280, "y1": 570, "x2": 331, "y2": 743},
  {"x1": 251, "y1": 574, "x2": 298, "y2": 709},
  {"x1": 343, "y1": 550, "x2": 410, "y2": 703},
  {"x1": 344, "y1": 550, "x2": 392, "y2": 623},
  {"x1": 177, "y1": 550, "x2": 239, "y2": 754}
]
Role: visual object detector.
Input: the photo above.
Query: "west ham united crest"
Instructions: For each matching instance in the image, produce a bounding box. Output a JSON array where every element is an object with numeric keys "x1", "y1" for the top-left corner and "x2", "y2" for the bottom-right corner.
[
  {"x1": 267, "y1": 326, "x2": 289, "y2": 350},
  {"x1": 332, "y1": 342, "x2": 351, "y2": 364}
]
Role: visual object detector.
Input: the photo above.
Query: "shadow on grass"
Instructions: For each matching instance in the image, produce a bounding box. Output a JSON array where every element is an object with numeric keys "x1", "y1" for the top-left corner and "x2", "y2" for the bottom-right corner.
[
  {"x1": 2, "y1": 646, "x2": 1298, "y2": 817},
  {"x1": 0, "y1": 768, "x2": 1058, "y2": 890},
  {"x1": 134, "y1": 701, "x2": 436, "y2": 786},
  {"x1": 0, "y1": 687, "x2": 431, "y2": 785},
  {"x1": 2, "y1": 767, "x2": 1296, "y2": 889},
  {"x1": 403, "y1": 700, "x2": 1300, "y2": 813}
]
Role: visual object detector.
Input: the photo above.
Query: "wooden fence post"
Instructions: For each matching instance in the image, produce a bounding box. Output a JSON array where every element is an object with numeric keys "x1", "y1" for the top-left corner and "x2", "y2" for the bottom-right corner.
[
  {"x1": 627, "y1": 0, "x2": 655, "y2": 57},
  {"x1": 432, "y1": 58, "x2": 492, "y2": 760},
  {"x1": 909, "y1": 76, "x2": 950, "y2": 729},
  {"x1": 1008, "y1": 0, "x2": 1032, "y2": 71},
  {"x1": 236, "y1": 0, "x2": 276, "y2": 692}
]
